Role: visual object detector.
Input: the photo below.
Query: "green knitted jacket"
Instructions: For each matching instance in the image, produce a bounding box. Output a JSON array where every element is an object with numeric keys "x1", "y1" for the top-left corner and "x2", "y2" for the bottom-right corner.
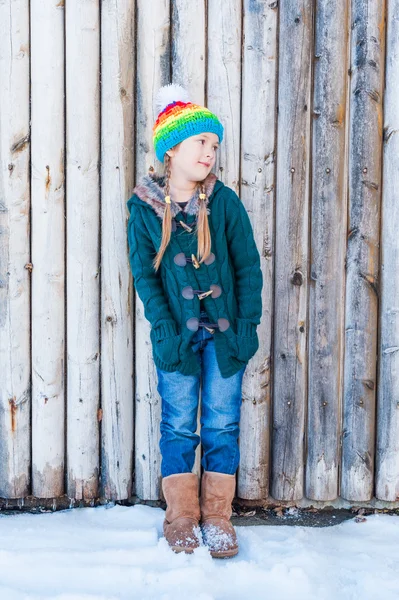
[{"x1": 126, "y1": 170, "x2": 263, "y2": 378}]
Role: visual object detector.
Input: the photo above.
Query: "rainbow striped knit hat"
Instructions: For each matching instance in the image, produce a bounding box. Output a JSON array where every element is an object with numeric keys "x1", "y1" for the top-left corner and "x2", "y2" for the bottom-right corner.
[{"x1": 152, "y1": 84, "x2": 224, "y2": 163}]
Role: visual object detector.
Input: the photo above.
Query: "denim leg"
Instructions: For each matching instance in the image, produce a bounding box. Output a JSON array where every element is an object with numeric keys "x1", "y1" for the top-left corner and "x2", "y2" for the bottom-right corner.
[
  {"x1": 156, "y1": 366, "x2": 201, "y2": 477},
  {"x1": 200, "y1": 338, "x2": 246, "y2": 475},
  {"x1": 156, "y1": 309, "x2": 238, "y2": 477}
]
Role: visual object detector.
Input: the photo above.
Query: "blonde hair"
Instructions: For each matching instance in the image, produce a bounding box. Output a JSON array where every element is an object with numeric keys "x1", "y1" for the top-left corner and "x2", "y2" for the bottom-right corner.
[{"x1": 152, "y1": 148, "x2": 212, "y2": 272}]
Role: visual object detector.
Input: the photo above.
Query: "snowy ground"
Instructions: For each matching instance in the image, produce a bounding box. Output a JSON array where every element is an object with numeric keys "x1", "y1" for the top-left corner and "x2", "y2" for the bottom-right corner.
[{"x1": 0, "y1": 504, "x2": 398, "y2": 600}]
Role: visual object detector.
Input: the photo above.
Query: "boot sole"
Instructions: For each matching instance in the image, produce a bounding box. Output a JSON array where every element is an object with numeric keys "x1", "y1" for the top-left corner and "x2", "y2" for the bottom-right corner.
[
  {"x1": 170, "y1": 545, "x2": 238, "y2": 557},
  {"x1": 170, "y1": 545, "x2": 198, "y2": 554},
  {"x1": 210, "y1": 546, "x2": 238, "y2": 558}
]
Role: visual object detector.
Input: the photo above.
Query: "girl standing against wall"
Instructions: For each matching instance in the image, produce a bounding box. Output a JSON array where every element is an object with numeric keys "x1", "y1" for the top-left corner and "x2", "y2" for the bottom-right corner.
[{"x1": 127, "y1": 85, "x2": 263, "y2": 558}]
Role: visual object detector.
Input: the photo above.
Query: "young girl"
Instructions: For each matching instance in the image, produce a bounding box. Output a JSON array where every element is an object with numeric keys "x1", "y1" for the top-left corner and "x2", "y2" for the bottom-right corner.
[{"x1": 127, "y1": 84, "x2": 263, "y2": 558}]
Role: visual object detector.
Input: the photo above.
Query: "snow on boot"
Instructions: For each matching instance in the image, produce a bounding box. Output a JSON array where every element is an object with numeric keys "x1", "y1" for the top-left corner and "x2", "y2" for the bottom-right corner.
[
  {"x1": 161, "y1": 472, "x2": 202, "y2": 554},
  {"x1": 200, "y1": 470, "x2": 239, "y2": 558}
]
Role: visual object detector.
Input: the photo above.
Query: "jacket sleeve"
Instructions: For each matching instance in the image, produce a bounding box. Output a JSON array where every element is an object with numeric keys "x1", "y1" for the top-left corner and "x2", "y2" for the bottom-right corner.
[
  {"x1": 127, "y1": 202, "x2": 179, "y2": 341},
  {"x1": 224, "y1": 189, "x2": 263, "y2": 338}
]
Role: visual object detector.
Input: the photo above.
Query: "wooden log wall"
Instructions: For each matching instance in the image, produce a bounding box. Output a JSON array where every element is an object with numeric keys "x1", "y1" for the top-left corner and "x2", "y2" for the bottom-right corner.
[
  {"x1": 376, "y1": 0, "x2": 399, "y2": 502},
  {"x1": 31, "y1": 0, "x2": 65, "y2": 498},
  {"x1": 0, "y1": 0, "x2": 398, "y2": 506}
]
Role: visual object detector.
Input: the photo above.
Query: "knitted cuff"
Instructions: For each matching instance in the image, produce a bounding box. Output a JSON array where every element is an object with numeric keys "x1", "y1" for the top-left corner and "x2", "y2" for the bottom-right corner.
[{"x1": 236, "y1": 318, "x2": 257, "y2": 338}]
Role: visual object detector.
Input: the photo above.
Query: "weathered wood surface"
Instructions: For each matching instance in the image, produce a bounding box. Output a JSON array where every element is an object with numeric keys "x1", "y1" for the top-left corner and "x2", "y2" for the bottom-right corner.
[
  {"x1": 271, "y1": 1, "x2": 313, "y2": 501},
  {"x1": 207, "y1": 0, "x2": 242, "y2": 193},
  {"x1": 0, "y1": 1, "x2": 398, "y2": 505},
  {"x1": 237, "y1": 0, "x2": 277, "y2": 500},
  {"x1": 0, "y1": 0, "x2": 31, "y2": 498},
  {"x1": 306, "y1": 0, "x2": 349, "y2": 501},
  {"x1": 341, "y1": 0, "x2": 385, "y2": 501},
  {"x1": 134, "y1": 0, "x2": 171, "y2": 500},
  {"x1": 172, "y1": 0, "x2": 205, "y2": 102},
  {"x1": 65, "y1": 1, "x2": 101, "y2": 499},
  {"x1": 31, "y1": 0, "x2": 65, "y2": 498},
  {"x1": 376, "y1": 0, "x2": 399, "y2": 502},
  {"x1": 100, "y1": 0, "x2": 135, "y2": 500}
]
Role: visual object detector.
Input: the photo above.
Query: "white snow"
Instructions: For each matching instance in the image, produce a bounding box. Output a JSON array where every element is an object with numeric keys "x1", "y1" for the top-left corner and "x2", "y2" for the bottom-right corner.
[{"x1": 0, "y1": 504, "x2": 397, "y2": 600}]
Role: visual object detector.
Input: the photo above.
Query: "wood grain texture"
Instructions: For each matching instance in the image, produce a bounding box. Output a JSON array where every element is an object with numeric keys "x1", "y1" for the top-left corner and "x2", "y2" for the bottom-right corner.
[
  {"x1": 271, "y1": 1, "x2": 313, "y2": 501},
  {"x1": 341, "y1": 0, "x2": 385, "y2": 501},
  {"x1": 0, "y1": 0, "x2": 31, "y2": 498},
  {"x1": 306, "y1": 0, "x2": 350, "y2": 501},
  {"x1": 375, "y1": 0, "x2": 399, "y2": 502},
  {"x1": 207, "y1": 0, "x2": 242, "y2": 192},
  {"x1": 31, "y1": 0, "x2": 65, "y2": 498},
  {"x1": 237, "y1": 0, "x2": 277, "y2": 500},
  {"x1": 66, "y1": 0, "x2": 101, "y2": 499},
  {"x1": 100, "y1": 0, "x2": 135, "y2": 500},
  {"x1": 172, "y1": 0, "x2": 205, "y2": 103},
  {"x1": 0, "y1": 1, "x2": 397, "y2": 506}
]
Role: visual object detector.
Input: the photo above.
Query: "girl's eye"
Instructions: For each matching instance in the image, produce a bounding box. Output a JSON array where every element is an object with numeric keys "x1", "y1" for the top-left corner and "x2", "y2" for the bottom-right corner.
[{"x1": 199, "y1": 139, "x2": 218, "y2": 150}]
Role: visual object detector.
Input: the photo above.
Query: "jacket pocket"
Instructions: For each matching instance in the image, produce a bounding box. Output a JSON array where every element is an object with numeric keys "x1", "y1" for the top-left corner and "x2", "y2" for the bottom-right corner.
[
  {"x1": 220, "y1": 322, "x2": 259, "y2": 362},
  {"x1": 234, "y1": 332, "x2": 259, "y2": 362},
  {"x1": 220, "y1": 326, "x2": 239, "y2": 355},
  {"x1": 152, "y1": 331, "x2": 182, "y2": 366}
]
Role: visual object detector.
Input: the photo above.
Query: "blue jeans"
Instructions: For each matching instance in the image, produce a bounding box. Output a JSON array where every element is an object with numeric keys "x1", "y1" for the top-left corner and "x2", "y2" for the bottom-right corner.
[{"x1": 156, "y1": 310, "x2": 246, "y2": 477}]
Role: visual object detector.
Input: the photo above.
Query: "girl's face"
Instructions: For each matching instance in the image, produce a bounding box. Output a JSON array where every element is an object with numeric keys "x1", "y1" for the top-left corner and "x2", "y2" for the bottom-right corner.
[{"x1": 166, "y1": 132, "x2": 220, "y2": 182}]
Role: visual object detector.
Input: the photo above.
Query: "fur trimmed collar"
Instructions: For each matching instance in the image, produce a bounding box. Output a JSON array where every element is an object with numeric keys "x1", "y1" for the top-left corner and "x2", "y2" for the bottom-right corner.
[{"x1": 132, "y1": 169, "x2": 218, "y2": 219}]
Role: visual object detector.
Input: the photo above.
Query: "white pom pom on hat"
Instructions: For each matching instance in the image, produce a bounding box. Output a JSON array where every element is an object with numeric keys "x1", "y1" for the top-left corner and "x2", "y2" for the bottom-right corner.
[{"x1": 154, "y1": 83, "x2": 191, "y2": 115}]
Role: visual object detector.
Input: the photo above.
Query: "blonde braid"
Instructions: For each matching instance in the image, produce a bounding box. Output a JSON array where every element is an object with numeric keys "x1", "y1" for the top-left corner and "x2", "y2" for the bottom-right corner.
[
  {"x1": 152, "y1": 154, "x2": 173, "y2": 272},
  {"x1": 196, "y1": 182, "x2": 211, "y2": 264}
]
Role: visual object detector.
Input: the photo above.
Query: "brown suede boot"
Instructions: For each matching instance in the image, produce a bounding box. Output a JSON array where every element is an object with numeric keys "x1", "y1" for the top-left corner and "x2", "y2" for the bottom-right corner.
[
  {"x1": 200, "y1": 470, "x2": 239, "y2": 558},
  {"x1": 161, "y1": 472, "x2": 202, "y2": 553}
]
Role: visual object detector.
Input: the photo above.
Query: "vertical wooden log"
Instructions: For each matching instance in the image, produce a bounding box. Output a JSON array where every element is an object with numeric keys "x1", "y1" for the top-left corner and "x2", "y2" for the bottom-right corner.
[
  {"x1": 341, "y1": 0, "x2": 385, "y2": 501},
  {"x1": 306, "y1": 0, "x2": 349, "y2": 500},
  {"x1": 66, "y1": 1, "x2": 101, "y2": 499},
  {"x1": 171, "y1": 0, "x2": 206, "y2": 480},
  {"x1": 376, "y1": 0, "x2": 399, "y2": 502},
  {"x1": 271, "y1": 2, "x2": 313, "y2": 501},
  {"x1": 171, "y1": 0, "x2": 205, "y2": 102},
  {"x1": 207, "y1": 0, "x2": 242, "y2": 192},
  {"x1": 134, "y1": 0, "x2": 170, "y2": 500},
  {"x1": 31, "y1": 0, "x2": 65, "y2": 498},
  {"x1": 100, "y1": 0, "x2": 135, "y2": 500},
  {"x1": 237, "y1": 0, "x2": 277, "y2": 500},
  {"x1": 0, "y1": 0, "x2": 31, "y2": 498}
]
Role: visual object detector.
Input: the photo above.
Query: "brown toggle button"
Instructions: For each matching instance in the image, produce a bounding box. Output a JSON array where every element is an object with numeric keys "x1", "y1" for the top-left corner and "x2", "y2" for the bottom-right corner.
[
  {"x1": 217, "y1": 318, "x2": 230, "y2": 331},
  {"x1": 191, "y1": 254, "x2": 200, "y2": 269},
  {"x1": 182, "y1": 284, "x2": 222, "y2": 300},
  {"x1": 205, "y1": 284, "x2": 222, "y2": 298},
  {"x1": 197, "y1": 290, "x2": 213, "y2": 300},
  {"x1": 182, "y1": 287, "x2": 197, "y2": 300},
  {"x1": 173, "y1": 252, "x2": 216, "y2": 268},
  {"x1": 186, "y1": 317, "x2": 200, "y2": 331},
  {"x1": 172, "y1": 218, "x2": 193, "y2": 233},
  {"x1": 174, "y1": 252, "x2": 187, "y2": 267},
  {"x1": 185, "y1": 317, "x2": 230, "y2": 332},
  {"x1": 204, "y1": 252, "x2": 216, "y2": 265},
  {"x1": 179, "y1": 221, "x2": 193, "y2": 232}
]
